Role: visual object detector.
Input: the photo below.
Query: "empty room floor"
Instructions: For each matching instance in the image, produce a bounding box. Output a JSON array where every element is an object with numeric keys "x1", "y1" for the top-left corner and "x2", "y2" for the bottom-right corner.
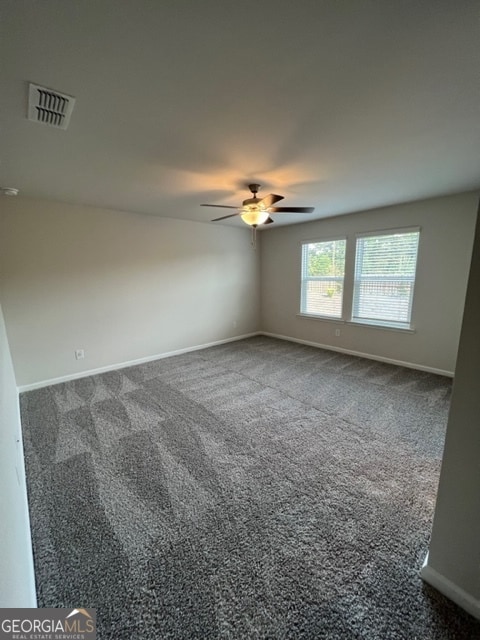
[{"x1": 20, "y1": 336, "x2": 480, "y2": 639}]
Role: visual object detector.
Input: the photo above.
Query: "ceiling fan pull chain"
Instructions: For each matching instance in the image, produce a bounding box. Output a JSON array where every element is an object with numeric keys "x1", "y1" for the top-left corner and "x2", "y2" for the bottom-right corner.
[{"x1": 251, "y1": 225, "x2": 257, "y2": 248}]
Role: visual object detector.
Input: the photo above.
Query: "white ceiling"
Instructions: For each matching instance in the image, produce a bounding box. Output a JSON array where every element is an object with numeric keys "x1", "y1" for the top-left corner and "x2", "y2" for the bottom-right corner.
[{"x1": 1, "y1": 0, "x2": 479, "y2": 228}]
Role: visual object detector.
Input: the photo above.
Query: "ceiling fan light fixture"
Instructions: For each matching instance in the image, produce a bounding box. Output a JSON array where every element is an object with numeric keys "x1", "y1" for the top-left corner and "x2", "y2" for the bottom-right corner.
[
  {"x1": 240, "y1": 208, "x2": 270, "y2": 226},
  {"x1": 205, "y1": 183, "x2": 314, "y2": 225}
]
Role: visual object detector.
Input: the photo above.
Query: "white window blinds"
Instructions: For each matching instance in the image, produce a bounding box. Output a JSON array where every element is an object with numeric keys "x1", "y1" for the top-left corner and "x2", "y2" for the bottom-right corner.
[
  {"x1": 352, "y1": 229, "x2": 420, "y2": 328},
  {"x1": 301, "y1": 239, "x2": 346, "y2": 318}
]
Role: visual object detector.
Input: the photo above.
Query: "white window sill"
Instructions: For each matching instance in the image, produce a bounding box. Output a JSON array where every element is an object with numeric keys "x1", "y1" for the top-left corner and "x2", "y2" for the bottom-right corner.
[
  {"x1": 348, "y1": 320, "x2": 415, "y2": 333},
  {"x1": 297, "y1": 313, "x2": 344, "y2": 324},
  {"x1": 296, "y1": 313, "x2": 415, "y2": 333}
]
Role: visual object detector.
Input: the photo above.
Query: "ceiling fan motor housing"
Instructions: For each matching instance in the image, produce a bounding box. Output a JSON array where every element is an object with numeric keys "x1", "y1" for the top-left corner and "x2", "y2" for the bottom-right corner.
[
  {"x1": 243, "y1": 184, "x2": 262, "y2": 207},
  {"x1": 243, "y1": 197, "x2": 261, "y2": 207}
]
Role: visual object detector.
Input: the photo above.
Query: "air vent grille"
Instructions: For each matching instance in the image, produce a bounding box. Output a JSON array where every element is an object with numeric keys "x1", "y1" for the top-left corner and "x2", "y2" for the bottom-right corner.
[{"x1": 28, "y1": 83, "x2": 76, "y2": 130}]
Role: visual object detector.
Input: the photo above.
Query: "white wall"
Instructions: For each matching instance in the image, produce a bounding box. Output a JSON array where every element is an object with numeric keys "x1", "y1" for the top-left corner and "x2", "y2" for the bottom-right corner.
[
  {"x1": 0, "y1": 198, "x2": 260, "y2": 387},
  {"x1": 421, "y1": 202, "x2": 480, "y2": 618},
  {"x1": 0, "y1": 302, "x2": 36, "y2": 606},
  {"x1": 260, "y1": 192, "x2": 479, "y2": 373}
]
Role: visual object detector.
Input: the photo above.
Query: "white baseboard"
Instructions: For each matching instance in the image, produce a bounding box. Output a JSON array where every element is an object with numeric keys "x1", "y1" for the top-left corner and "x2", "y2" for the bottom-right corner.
[
  {"x1": 19, "y1": 329, "x2": 453, "y2": 392},
  {"x1": 260, "y1": 331, "x2": 454, "y2": 377},
  {"x1": 421, "y1": 555, "x2": 480, "y2": 620},
  {"x1": 18, "y1": 332, "x2": 261, "y2": 392}
]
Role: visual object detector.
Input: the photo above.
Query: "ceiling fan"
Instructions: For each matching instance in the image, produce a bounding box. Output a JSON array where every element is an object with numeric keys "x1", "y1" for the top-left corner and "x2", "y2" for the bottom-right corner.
[{"x1": 201, "y1": 183, "x2": 314, "y2": 227}]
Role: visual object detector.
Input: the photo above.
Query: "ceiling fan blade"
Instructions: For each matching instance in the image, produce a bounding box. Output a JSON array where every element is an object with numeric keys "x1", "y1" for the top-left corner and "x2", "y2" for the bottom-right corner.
[
  {"x1": 201, "y1": 204, "x2": 238, "y2": 209},
  {"x1": 269, "y1": 206, "x2": 315, "y2": 213},
  {"x1": 211, "y1": 213, "x2": 241, "y2": 221},
  {"x1": 259, "y1": 193, "x2": 284, "y2": 207},
  {"x1": 263, "y1": 217, "x2": 275, "y2": 224}
]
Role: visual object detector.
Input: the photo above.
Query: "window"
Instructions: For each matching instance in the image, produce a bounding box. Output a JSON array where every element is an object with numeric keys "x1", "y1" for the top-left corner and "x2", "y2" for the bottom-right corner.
[
  {"x1": 352, "y1": 229, "x2": 420, "y2": 328},
  {"x1": 301, "y1": 239, "x2": 346, "y2": 318},
  {"x1": 299, "y1": 228, "x2": 421, "y2": 331}
]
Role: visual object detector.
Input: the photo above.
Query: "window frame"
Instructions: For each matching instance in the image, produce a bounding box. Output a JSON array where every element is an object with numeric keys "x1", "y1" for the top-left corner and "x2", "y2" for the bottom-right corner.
[
  {"x1": 298, "y1": 226, "x2": 421, "y2": 333},
  {"x1": 300, "y1": 236, "x2": 347, "y2": 320},
  {"x1": 351, "y1": 227, "x2": 420, "y2": 330}
]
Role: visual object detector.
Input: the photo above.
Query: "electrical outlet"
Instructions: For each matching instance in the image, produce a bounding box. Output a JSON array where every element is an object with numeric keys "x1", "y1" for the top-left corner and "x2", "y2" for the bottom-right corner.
[
  {"x1": 233, "y1": 320, "x2": 238, "y2": 329},
  {"x1": 75, "y1": 349, "x2": 85, "y2": 360},
  {"x1": 335, "y1": 329, "x2": 341, "y2": 337}
]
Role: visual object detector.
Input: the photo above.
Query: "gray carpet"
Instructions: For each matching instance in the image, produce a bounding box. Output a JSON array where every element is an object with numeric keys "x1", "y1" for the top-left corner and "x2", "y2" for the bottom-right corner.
[{"x1": 20, "y1": 336, "x2": 480, "y2": 639}]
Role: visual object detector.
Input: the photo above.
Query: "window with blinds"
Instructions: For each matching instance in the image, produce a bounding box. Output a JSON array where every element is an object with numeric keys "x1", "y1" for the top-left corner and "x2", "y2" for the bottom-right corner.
[
  {"x1": 301, "y1": 239, "x2": 346, "y2": 318},
  {"x1": 352, "y1": 229, "x2": 420, "y2": 328}
]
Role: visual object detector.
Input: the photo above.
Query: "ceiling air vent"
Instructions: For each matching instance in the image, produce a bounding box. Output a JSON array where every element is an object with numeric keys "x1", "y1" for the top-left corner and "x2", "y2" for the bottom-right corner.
[{"x1": 27, "y1": 83, "x2": 76, "y2": 130}]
